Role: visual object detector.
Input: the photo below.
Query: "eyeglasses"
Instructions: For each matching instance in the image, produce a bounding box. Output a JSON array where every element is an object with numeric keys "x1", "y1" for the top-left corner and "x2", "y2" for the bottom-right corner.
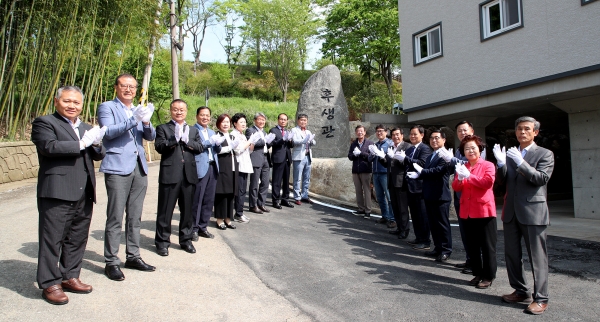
[
  {"x1": 118, "y1": 84, "x2": 137, "y2": 90},
  {"x1": 430, "y1": 136, "x2": 442, "y2": 141}
]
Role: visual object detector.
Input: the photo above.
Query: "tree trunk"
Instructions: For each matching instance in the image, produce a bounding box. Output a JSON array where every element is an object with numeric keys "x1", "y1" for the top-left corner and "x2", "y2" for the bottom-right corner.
[
  {"x1": 141, "y1": 0, "x2": 163, "y2": 103},
  {"x1": 170, "y1": 1, "x2": 180, "y2": 99}
]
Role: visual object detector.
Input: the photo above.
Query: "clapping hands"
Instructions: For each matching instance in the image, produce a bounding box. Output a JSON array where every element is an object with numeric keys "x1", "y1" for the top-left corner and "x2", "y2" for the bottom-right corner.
[
  {"x1": 248, "y1": 132, "x2": 261, "y2": 144},
  {"x1": 407, "y1": 172, "x2": 419, "y2": 179},
  {"x1": 352, "y1": 146, "x2": 361, "y2": 157},
  {"x1": 393, "y1": 150, "x2": 406, "y2": 162},
  {"x1": 265, "y1": 133, "x2": 276, "y2": 144},
  {"x1": 81, "y1": 126, "x2": 106, "y2": 147},
  {"x1": 209, "y1": 134, "x2": 226, "y2": 146},
  {"x1": 438, "y1": 147, "x2": 453, "y2": 162},
  {"x1": 455, "y1": 163, "x2": 470, "y2": 180},
  {"x1": 492, "y1": 144, "x2": 506, "y2": 165}
]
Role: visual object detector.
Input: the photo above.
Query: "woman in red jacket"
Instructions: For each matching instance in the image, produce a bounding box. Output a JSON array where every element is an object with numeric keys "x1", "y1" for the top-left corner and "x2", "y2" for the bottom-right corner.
[{"x1": 451, "y1": 135, "x2": 497, "y2": 289}]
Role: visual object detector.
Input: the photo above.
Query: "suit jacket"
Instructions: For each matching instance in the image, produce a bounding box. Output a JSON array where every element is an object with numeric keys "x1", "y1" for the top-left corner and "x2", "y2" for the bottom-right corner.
[
  {"x1": 31, "y1": 112, "x2": 106, "y2": 202},
  {"x1": 97, "y1": 98, "x2": 156, "y2": 175},
  {"x1": 348, "y1": 139, "x2": 374, "y2": 174},
  {"x1": 452, "y1": 158, "x2": 496, "y2": 219},
  {"x1": 496, "y1": 143, "x2": 554, "y2": 225},
  {"x1": 379, "y1": 141, "x2": 411, "y2": 188},
  {"x1": 269, "y1": 126, "x2": 293, "y2": 164},
  {"x1": 245, "y1": 126, "x2": 271, "y2": 167},
  {"x1": 194, "y1": 123, "x2": 220, "y2": 178},
  {"x1": 419, "y1": 151, "x2": 451, "y2": 201},
  {"x1": 154, "y1": 122, "x2": 202, "y2": 185},
  {"x1": 402, "y1": 143, "x2": 433, "y2": 193},
  {"x1": 290, "y1": 126, "x2": 315, "y2": 161}
]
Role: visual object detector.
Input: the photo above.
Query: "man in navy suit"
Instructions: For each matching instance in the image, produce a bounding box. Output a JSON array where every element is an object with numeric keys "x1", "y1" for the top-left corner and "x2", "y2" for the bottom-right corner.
[
  {"x1": 269, "y1": 113, "x2": 295, "y2": 209},
  {"x1": 397, "y1": 125, "x2": 432, "y2": 250},
  {"x1": 32, "y1": 86, "x2": 106, "y2": 304},
  {"x1": 245, "y1": 113, "x2": 273, "y2": 213},
  {"x1": 98, "y1": 74, "x2": 156, "y2": 281},
  {"x1": 191, "y1": 106, "x2": 222, "y2": 240},
  {"x1": 408, "y1": 129, "x2": 452, "y2": 262}
]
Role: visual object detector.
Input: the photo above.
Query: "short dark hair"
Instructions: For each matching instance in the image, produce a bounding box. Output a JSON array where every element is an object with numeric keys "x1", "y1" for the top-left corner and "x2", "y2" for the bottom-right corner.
[
  {"x1": 278, "y1": 113, "x2": 288, "y2": 120},
  {"x1": 455, "y1": 120, "x2": 474, "y2": 130},
  {"x1": 196, "y1": 106, "x2": 211, "y2": 116},
  {"x1": 459, "y1": 135, "x2": 486, "y2": 156},
  {"x1": 297, "y1": 113, "x2": 308, "y2": 120},
  {"x1": 170, "y1": 99, "x2": 187, "y2": 109},
  {"x1": 232, "y1": 112, "x2": 246, "y2": 124},
  {"x1": 216, "y1": 113, "x2": 231, "y2": 130},
  {"x1": 375, "y1": 124, "x2": 385, "y2": 131},
  {"x1": 410, "y1": 125, "x2": 424, "y2": 134},
  {"x1": 430, "y1": 128, "x2": 446, "y2": 139},
  {"x1": 390, "y1": 127, "x2": 403, "y2": 135},
  {"x1": 355, "y1": 125, "x2": 365, "y2": 132},
  {"x1": 114, "y1": 73, "x2": 137, "y2": 86}
]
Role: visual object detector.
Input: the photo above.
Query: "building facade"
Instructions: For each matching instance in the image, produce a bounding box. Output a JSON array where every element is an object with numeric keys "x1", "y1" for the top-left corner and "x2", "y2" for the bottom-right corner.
[{"x1": 398, "y1": 0, "x2": 600, "y2": 219}]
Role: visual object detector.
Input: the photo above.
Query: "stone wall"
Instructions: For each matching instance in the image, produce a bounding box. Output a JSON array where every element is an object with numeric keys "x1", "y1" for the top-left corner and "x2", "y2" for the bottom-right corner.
[{"x1": 0, "y1": 141, "x2": 39, "y2": 184}]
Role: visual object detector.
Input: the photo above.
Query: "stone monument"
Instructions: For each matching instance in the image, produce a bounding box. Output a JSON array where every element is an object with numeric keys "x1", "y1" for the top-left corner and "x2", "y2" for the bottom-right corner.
[{"x1": 296, "y1": 65, "x2": 350, "y2": 158}]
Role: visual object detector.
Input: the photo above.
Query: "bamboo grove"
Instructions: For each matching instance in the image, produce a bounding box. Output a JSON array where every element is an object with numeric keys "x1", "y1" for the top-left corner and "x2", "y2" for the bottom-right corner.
[{"x1": 0, "y1": 0, "x2": 164, "y2": 140}]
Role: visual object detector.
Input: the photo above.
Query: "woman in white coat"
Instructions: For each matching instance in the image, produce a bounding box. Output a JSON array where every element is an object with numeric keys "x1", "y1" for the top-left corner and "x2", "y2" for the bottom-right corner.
[{"x1": 231, "y1": 113, "x2": 255, "y2": 223}]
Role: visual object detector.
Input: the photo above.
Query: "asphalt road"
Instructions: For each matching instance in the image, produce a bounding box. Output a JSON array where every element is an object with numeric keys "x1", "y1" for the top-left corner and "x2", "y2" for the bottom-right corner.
[{"x1": 222, "y1": 194, "x2": 600, "y2": 321}]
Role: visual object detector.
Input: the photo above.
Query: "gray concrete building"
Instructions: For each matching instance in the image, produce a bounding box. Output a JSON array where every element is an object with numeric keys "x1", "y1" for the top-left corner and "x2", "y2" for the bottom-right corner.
[{"x1": 397, "y1": 0, "x2": 600, "y2": 219}]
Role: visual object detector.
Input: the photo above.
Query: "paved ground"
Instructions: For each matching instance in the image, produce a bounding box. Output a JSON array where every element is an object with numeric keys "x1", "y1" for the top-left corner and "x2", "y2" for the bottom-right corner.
[{"x1": 1, "y1": 163, "x2": 599, "y2": 321}]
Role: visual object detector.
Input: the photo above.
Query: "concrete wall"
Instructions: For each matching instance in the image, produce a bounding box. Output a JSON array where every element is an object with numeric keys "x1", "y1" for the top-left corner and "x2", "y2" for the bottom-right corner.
[
  {"x1": 0, "y1": 142, "x2": 39, "y2": 184},
  {"x1": 398, "y1": 0, "x2": 600, "y2": 110}
]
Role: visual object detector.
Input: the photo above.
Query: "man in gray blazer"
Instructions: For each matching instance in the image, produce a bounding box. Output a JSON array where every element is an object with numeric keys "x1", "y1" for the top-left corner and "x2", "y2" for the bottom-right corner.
[
  {"x1": 290, "y1": 114, "x2": 316, "y2": 205},
  {"x1": 494, "y1": 116, "x2": 554, "y2": 315},
  {"x1": 98, "y1": 74, "x2": 156, "y2": 281},
  {"x1": 32, "y1": 86, "x2": 106, "y2": 305},
  {"x1": 245, "y1": 112, "x2": 273, "y2": 213}
]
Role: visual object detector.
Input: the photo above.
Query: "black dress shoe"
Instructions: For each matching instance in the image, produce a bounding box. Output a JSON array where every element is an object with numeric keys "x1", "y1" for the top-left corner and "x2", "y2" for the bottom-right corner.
[
  {"x1": 413, "y1": 244, "x2": 431, "y2": 250},
  {"x1": 225, "y1": 222, "x2": 237, "y2": 229},
  {"x1": 424, "y1": 250, "x2": 439, "y2": 257},
  {"x1": 461, "y1": 267, "x2": 473, "y2": 274},
  {"x1": 156, "y1": 247, "x2": 169, "y2": 256},
  {"x1": 124, "y1": 258, "x2": 156, "y2": 271},
  {"x1": 105, "y1": 265, "x2": 125, "y2": 281},
  {"x1": 389, "y1": 230, "x2": 400, "y2": 235},
  {"x1": 301, "y1": 198, "x2": 313, "y2": 204},
  {"x1": 249, "y1": 207, "x2": 263, "y2": 214},
  {"x1": 455, "y1": 262, "x2": 469, "y2": 269},
  {"x1": 435, "y1": 254, "x2": 450, "y2": 262},
  {"x1": 281, "y1": 200, "x2": 295, "y2": 208},
  {"x1": 272, "y1": 202, "x2": 282, "y2": 209},
  {"x1": 216, "y1": 222, "x2": 227, "y2": 230},
  {"x1": 258, "y1": 205, "x2": 270, "y2": 213},
  {"x1": 198, "y1": 230, "x2": 214, "y2": 239},
  {"x1": 192, "y1": 231, "x2": 199, "y2": 242},
  {"x1": 398, "y1": 231, "x2": 410, "y2": 239},
  {"x1": 180, "y1": 243, "x2": 196, "y2": 254},
  {"x1": 406, "y1": 239, "x2": 419, "y2": 245}
]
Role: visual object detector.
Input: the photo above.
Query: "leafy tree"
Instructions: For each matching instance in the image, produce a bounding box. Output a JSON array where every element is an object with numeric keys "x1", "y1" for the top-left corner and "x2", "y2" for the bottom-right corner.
[{"x1": 185, "y1": 0, "x2": 216, "y2": 74}]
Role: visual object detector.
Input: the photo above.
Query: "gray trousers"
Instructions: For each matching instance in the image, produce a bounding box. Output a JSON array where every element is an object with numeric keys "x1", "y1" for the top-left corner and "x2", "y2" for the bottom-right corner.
[
  {"x1": 352, "y1": 173, "x2": 372, "y2": 213},
  {"x1": 248, "y1": 158, "x2": 270, "y2": 208},
  {"x1": 503, "y1": 217, "x2": 549, "y2": 303},
  {"x1": 104, "y1": 163, "x2": 147, "y2": 265}
]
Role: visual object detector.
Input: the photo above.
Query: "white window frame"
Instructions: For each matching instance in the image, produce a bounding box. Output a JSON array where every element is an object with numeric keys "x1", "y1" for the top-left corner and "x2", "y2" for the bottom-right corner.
[
  {"x1": 413, "y1": 23, "x2": 443, "y2": 66},
  {"x1": 480, "y1": 0, "x2": 523, "y2": 41}
]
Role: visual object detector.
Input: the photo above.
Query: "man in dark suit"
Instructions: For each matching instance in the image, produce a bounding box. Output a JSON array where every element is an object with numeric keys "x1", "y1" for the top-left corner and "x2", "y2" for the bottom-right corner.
[
  {"x1": 380, "y1": 128, "x2": 412, "y2": 238},
  {"x1": 245, "y1": 112, "x2": 273, "y2": 214},
  {"x1": 397, "y1": 125, "x2": 432, "y2": 250},
  {"x1": 348, "y1": 125, "x2": 374, "y2": 217},
  {"x1": 408, "y1": 129, "x2": 452, "y2": 262},
  {"x1": 98, "y1": 74, "x2": 156, "y2": 281},
  {"x1": 154, "y1": 99, "x2": 202, "y2": 256},
  {"x1": 32, "y1": 86, "x2": 106, "y2": 305},
  {"x1": 494, "y1": 116, "x2": 554, "y2": 315},
  {"x1": 269, "y1": 113, "x2": 295, "y2": 209}
]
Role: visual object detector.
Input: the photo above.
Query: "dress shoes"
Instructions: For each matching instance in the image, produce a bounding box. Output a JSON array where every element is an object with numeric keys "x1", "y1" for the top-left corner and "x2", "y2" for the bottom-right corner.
[
  {"x1": 225, "y1": 222, "x2": 237, "y2": 229},
  {"x1": 258, "y1": 205, "x2": 270, "y2": 213},
  {"x1": 105, "y1": 265, "x2": 125, "y2": 281},
  {"x1": 502, "y1": 291, "x2": 532, "y2": 304},
  {"x1": 301, "y1": 198, "x2": 313, "y2": 204},
  {"x1": 42, "y1": 285, "x2": 68, "y2": 305},
  {"x1": 249, "y1": 207, "x2": 263, "y2": 214},
  {"x1": 281, "y1": 200, "x2": 295, "y2": 208},
  {"x1": 294, "y1": 200, "x2": 302, "y2": 205},
  {"x1": 468, "y1": 276, "x2": 482, "y2": 286},
  {"x1": 216, "y1": 222, "x2": 227, "y2": 230},
  {"x1": 389, "y1": 229, "x2": 400, "y2": 235},
  {"x1": 525, "y1": 302, "x2": 548, "y2": 315},
  {"x1": 363, "y1": 213, "x2": 371, "y2": 218},
  {"x1": 124, "y1": 258, "x2": 156, "y2": 271},
  {"x1": 476, "y1": 279, "x2": 493, "y2": 289},
  {"x1": 376, "y1": 218, "x2": 388, "y2": 224},
  {"x1": 435, "y1": 254, "x2": 450, "y2": 262},
  {"x1": 352, "y1": 210, "x2": 365, "y2": 216},
  {"x1": 424, "y1": 250, "x2": 439, "y2": 257},
  {"x1": 387, "y1": 221, "x2": 397, "y2": 229},
  {"x1": 272, "y1": 202, "x2": 282, "y2": 209},
  {"x1": 412, "y1": 243, "x2": 430, "y2": 250},
  {"x1": 461, "y1": 267, "x2": 473, "y2": 274},
  {"x1": 198, "y1": 230, "x2": 214, "y2": 239},
  {"x1": 455, "y1": 262, "x2": 469, "y2": 269},
  {"x1": 156, "y1": 247, "x2": 169, "y2": 257},
  {"x1": 192, "y1": 231, "x2": 199, "y2": 241},
  {"x1": 398, "y1": 231, "x2": 409, "y2": 239},
  {"x1": 61, "y1": 278, "x2": 93, "y2": 293},
  {"x1": 180, "y1": 243, "x2": 196, "y2": 254}
]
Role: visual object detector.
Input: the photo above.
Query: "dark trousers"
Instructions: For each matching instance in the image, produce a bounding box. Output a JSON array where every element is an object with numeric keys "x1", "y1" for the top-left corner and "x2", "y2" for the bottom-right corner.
[
  {"x1": 424, "y1": 200, "x2": 452, "y2": 255},
  {"x1": 454, "y1": 193, "x2": 470, "y2": 263},
  {"x1": 407, "y1": 192, "x2": 430, "y2": 245},
  {"x1": 235, "y1": 172, "x2": 249, "y2": 215},
  {"x1": 271, "y1": 161, "x2": 291, "y2": 203},
  {"x1": 155, "y1": 180, "x2": 195, "y2": 248},
  {"x1": 504, "y1": 217, "x2": 549, "y2": 303},
  {"x1": 464, "y1": 217, "x2": 497, "y2": 280},
  {"x1": 214, "y1": 193, "x2": 235, "y2": 220},
  {"x1": 390, "y1": 187, "x2": 410, "y2": 233},
  {"x1": 192, "y1": 163, "x2": 218, "y2": 232},
  {"x1": 37, "y1": 181, "x2": 93, "y2": 289},
  {"x1": 249, "y1": 158, "x2": 270, "y2": 208}
]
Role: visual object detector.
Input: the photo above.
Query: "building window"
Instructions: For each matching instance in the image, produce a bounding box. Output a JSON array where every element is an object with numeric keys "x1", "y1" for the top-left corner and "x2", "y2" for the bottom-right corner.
[
  {"x1": 582, "y1": 0, "x2": 599, "y2": 5},
  {"x1": 413, "y1": 23, "x2": 442, "y2": 65},
  {"x1": 480, "y1": 0, "x2": 523, "y2": 41}
]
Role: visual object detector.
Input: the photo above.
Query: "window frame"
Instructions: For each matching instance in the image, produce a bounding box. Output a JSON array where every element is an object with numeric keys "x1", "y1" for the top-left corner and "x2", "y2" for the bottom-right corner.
[
  {"x1": 581, "y1": 0, "x2": 599, "y2": 5},
  {"x1": 412, "y1": 22, "x2": 443, "y2": 66},
  {"x1": 479, "y1": 0, "x2": 524, "y2": 42}
]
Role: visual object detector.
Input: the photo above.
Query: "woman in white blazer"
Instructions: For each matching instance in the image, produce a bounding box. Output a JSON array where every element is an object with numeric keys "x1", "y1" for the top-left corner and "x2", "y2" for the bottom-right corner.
[{"x1": 231, "y1": 113, "x2": 254, "y2": 223}]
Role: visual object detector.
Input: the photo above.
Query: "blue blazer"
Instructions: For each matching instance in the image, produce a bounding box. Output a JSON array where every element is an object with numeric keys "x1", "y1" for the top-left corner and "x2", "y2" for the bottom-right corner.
[
  {"x1": 419, "y1": 152, "x2": 452, "y2": 202},
  {"x1": 402, "y1": 143, "x2": 433, "y2": 193},
  {"x1": 194, "y1": 123, "x2": 220, "y2": 178},
  {"x1": 98, "y1": 99, "x2": 156, "y2": 175}
]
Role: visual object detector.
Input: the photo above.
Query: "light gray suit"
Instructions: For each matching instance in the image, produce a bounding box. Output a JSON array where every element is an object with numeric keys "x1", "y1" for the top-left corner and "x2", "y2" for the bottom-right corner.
[{"x1": 497, "y1": 143, "x2": 554, "y2": 303}]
